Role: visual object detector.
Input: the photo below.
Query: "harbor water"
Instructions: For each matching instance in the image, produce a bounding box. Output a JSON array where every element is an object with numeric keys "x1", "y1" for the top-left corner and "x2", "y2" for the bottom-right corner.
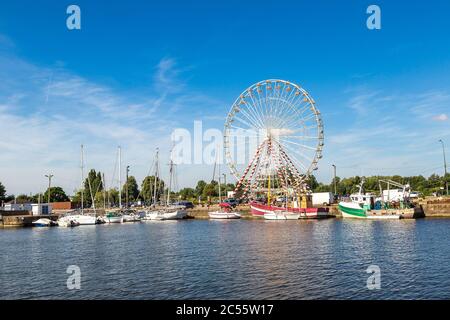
[{"x1": 1, "y1": 219, "x2": 449, "y2": 299}]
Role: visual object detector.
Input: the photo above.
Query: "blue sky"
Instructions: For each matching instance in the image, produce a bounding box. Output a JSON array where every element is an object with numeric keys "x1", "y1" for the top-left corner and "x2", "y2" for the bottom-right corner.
[{"x1": 1, "y1": 0, "x2": 449, "y2": 195}]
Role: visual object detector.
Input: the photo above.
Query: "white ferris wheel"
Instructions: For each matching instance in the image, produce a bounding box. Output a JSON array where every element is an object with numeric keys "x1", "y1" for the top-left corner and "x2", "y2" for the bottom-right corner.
[{"x1": 223, "y1": 79, "x2": 324, "y2": 198}]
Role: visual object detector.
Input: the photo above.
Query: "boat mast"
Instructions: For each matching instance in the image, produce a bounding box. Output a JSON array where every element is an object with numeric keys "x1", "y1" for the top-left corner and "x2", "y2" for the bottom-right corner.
[
  {"x1": 167, "y1": 159, "x2": 173, "y2": 207},
  {"x1": 268, "y1": 173, "x2": 271, "y2": 205},
  {"x1": 119, "y1": 146, "x2": 122, "y2": 209},
  {"x1": 152, "y1": 148, "x2": 159, "y2": 207},
  {"x1": 102, "y1": 173, "x2": 106, "y2": 210},
  {"x1": 218, "y1": 161, "x2": 222, "y2": 203},
  {"x1": 80, "y1": 144, "x2": 84, "y2": 214}
]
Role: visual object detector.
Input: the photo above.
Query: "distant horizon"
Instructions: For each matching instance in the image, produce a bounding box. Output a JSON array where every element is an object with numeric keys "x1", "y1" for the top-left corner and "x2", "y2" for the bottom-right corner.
[{"x1": 1, "y1": 1, "x2": 449, "y2": 195}]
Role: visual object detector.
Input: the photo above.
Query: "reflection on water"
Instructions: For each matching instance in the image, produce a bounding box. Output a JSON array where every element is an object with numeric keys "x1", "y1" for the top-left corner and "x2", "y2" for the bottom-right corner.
[{"x1": 0, "y1": 219, "x2": 449, "y2": 299}]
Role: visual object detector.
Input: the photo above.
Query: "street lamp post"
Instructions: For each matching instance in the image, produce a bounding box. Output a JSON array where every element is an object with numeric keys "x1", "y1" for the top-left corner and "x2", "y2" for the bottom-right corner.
[
  {"x1": 439, "y1": 139, "x2": 448, "y2": 196},
  {"x1": 45, "y1": 173, "x2": 54, "y2": 203}
]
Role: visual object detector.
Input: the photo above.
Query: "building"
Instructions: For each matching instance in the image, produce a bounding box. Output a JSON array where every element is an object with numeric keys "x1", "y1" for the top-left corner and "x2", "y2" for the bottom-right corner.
[
  {"x1": 31, "y1": 203, "x2": 52, "y2": 216},
  {"x1": 3, "y1": 203, "x2": 33, "y2": 211}
]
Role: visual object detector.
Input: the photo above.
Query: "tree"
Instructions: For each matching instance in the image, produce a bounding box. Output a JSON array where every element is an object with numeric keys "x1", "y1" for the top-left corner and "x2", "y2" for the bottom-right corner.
[
  {"x1": 107, "y1": 188, "x2": 120, "y2": 207},
  {"x1": 0, "y1": 181, "x2": 6, "y2": 200},
  {"x1": 141, "y1": 176, "x2": 165, "y2": 205},
  {"x1": 202, "y1": 181, "x2": 218, "y2": 198},
  {"x1": 15, "y1": 194, "x2": 33, "y2": 203},
  {"x1": 306, "y1": 175, "x2": 319, "y2": 191},
  {"x1": 122, "y1": 176, "x2": 139, "y2": 204},
  {"x1": 195, "y1": 180, "x2": 207, "y2": 198},
  {"x1": 179, "y1": 188, "x2": 196, "y2": 200},
  {"x1": 42, "y1": 187, "x2": 70, "y2": 202},
  {"x1": 83, "y1": 169, "x2": 103, "y2": 206}
]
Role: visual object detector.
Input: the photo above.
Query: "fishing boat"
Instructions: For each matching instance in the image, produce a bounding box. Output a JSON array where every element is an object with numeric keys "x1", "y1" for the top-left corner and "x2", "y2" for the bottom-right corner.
[
  {"x1": 263, "y1": 210, "x2": 300, "y2": 220},
  {"x1": 208, "y1": 203, "x2": 241, "y2": 219},
  {"x1": 338, "y1": 179, "x2": 402, "y2": 219},
  {"x1": 250, "y1": 202, "x2": 329, "y2": 219}
]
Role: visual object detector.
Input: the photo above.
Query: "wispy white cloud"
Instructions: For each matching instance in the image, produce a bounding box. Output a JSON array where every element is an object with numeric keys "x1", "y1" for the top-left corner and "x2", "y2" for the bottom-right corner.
[
  {"x1": 432, "y1": 113, "x2": 448, "y2": 121},
  {"x1": 0, "y1": 49, "x2": 225, "y2": 195}
]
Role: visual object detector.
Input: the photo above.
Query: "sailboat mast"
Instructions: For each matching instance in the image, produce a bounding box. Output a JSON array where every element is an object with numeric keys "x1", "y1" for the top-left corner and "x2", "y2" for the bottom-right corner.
[
  {"x1": 152, "y1": 148, "x2": 159, "y2": 206},
  {"x1": 119, "y1": 146, "x2": 122, "y2": 209},
  {"x1": 80, "y1": 144, "x2": 84, "y2": 213},
  {"x1": 167, "y1": 159, "x2": 173, "y2": 207},
  {"x1": 218, "y1": 162, "x2": 222, "y2": 203},
  {"x1": 268, "y1": 173, "x2": 271, "y2": 205}
]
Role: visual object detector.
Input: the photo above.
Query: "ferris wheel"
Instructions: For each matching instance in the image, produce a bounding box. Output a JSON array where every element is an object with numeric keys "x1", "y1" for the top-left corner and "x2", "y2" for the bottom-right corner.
[{"x1": 223, "y1": 79, "x2": 324, "y2": 197}]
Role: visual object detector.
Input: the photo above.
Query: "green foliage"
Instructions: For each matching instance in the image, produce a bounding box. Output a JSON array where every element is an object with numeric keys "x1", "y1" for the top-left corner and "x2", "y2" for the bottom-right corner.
[
  {"x1": 202, "y1": 181, "x2": 217, "y2": 198},
  {"x1": 141, "y1": 176, "x2": 165, "y2": 204},
  {"x1": 179, "y1": 187, "x2": 196, "y2": 200},
  {"x1": 0, "y1": 181, "x2": 6, "y2": 200},
  {"x1": 15, "y1": 194, "x2": 34, "y2": 203},
  {"x1": 42, "y1": 186, "x2": 70, "y2": 202},
  {"x1": 122, "y1": 176, "x2": 139, "y2": 203},
  {"x1": 195, "y1": 180, "x2": 207, "y2": 198},
  {"x1": 311, "y1": 173, "x2": 449, "y2": 196},
  {"x1": 83, "y1": 169, "x2": 103, "y2": 206}
]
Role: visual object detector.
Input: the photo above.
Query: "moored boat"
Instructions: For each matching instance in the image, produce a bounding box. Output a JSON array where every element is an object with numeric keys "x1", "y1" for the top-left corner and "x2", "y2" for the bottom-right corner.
[
  {"x1": 338, "y1": 179, "x2": 407, "y2": 219},
  {"x1": 250, "y1": 202, "x2": 330, "y2": 219},
  {"x1": 32, "y1": 218, "x2": 56, "y2": 227},
  {"x1": 208, "y1": 211, "x2": 241, "y2": 219},
  {"x1": 208, "y1": 202, "x2": 241, "y2": 219},
  {"x1": 263, "y1": 210, "x2": 300, "y2": 220},
  {"x1": 105, "y1": 212, "x2": 123, "y2": 223}
]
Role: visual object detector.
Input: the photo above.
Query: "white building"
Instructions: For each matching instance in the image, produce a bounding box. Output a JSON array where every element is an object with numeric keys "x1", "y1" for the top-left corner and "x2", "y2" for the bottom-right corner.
[{"x1": 31, "y1": 203, "x2": 52, "y2": 216}]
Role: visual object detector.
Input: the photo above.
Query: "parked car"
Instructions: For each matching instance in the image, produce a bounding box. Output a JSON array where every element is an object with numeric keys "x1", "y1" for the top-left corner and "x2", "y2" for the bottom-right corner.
[
  {"x1": 175, "y1": 201, "x2": 194, "y2": 209},
  {"x1": 222, "y1": 198, "x2": 239, "y2": 207}
]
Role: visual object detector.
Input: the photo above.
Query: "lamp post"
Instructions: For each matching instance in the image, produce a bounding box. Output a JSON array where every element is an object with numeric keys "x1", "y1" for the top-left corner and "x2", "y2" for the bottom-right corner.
[
  {"x1": 45, "y1": 173, "x2": 54, "y2": 203},
  {"x1": 439, "y1": 140, "x2": 448, "y2": 196}
]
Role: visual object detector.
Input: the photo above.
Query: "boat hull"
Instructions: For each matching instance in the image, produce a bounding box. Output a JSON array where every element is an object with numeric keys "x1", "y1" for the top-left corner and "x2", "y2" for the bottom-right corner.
[
  {"x1": 105, "y1": 216, "x2": 123, "y2": 223},
  {"x1": 339, "y1": 202, "x2": 402, "y2": 219},
  {"x1": 122, "y1": 214, "x2": 141, "y2": 222},
  {"x1": 208, "y1": 211, "x2": 241, "y2": 219},
  {"x1": 263, "y1": 212, "x2": 300, "y2": 220},
  {"x1": 143, "y1": 209, "x2": 187, "y2": 221},
  {"x1": 250, "y1": 202, "x2": 330, "y2": 219}
]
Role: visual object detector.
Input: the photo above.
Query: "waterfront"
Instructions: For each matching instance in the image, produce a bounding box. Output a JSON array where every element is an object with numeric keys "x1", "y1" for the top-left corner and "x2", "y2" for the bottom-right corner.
[{"x1": 1, "y1": 219, "x2": 449, "y2": 300}]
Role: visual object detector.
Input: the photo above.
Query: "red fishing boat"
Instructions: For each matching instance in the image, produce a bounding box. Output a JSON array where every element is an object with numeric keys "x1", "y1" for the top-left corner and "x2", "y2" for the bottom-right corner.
[{"x1": 250, "y1": 201, "x2": 330, "y2": 219}]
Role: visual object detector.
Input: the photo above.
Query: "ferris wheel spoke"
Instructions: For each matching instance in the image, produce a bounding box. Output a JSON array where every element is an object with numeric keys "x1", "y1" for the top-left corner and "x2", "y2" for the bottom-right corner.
[
  {"x1": 238, "y1": 104, "x2": 264, "y2": 129},
  {"x1": 245, "y1": 93, "x2": 267, "y2": 128},
  {"x1": 224, "y1": 79, "x2": 324, "y2": 198}
]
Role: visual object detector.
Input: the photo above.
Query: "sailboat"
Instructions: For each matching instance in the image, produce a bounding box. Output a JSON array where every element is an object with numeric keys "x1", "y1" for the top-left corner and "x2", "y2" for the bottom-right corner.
[
  {"x1": 105, "y1": 146, "x2": 124, "y2": 223},
  {"x1": 208, "y1": 152, "x2": 241, "y2": 219},
  {"x1": 145, "y1": 148, "x2": 187, "y2": 220},
  {"x1": 58, "y1": 145, "x2": 97, "y2": 226}
]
